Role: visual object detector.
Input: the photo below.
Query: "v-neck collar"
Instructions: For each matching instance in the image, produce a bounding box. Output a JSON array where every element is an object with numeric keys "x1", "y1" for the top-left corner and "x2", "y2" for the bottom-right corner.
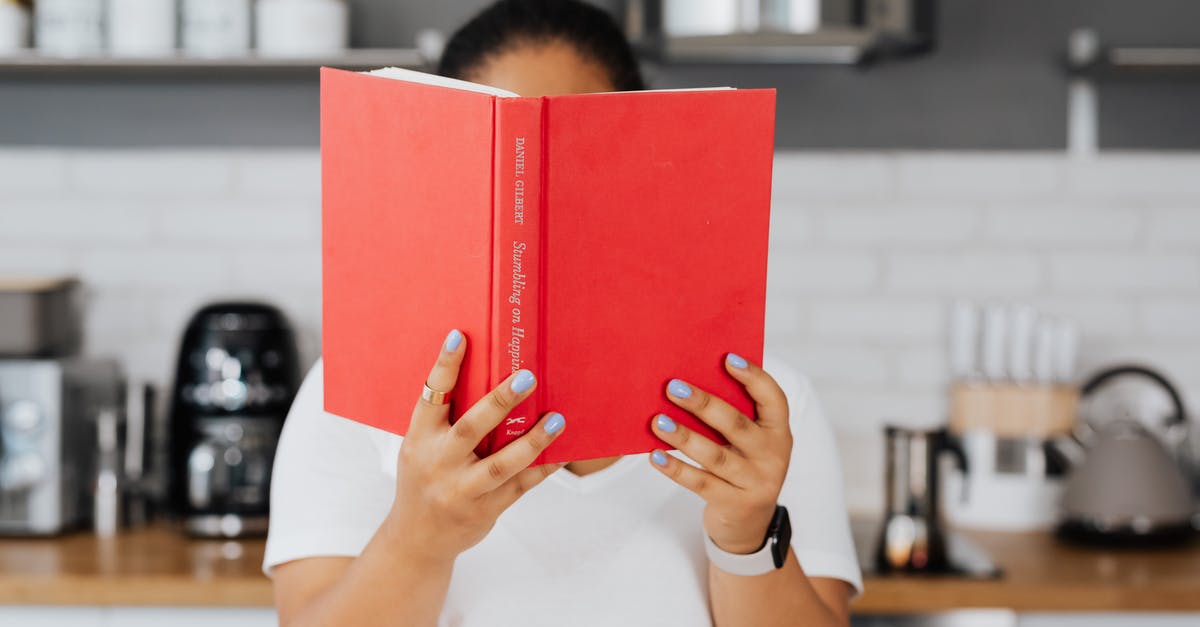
[{"x1": 549, "y1": 454, "x2": 643, "y2": 494}]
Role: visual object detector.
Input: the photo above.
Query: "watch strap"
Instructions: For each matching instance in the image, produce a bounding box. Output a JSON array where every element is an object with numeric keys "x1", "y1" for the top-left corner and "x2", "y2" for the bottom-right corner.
[{"x1": 703, "y1": 532, "x2": 778, "y2": 576}]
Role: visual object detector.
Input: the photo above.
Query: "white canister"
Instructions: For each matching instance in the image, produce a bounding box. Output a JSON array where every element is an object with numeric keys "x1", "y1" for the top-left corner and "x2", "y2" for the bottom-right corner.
[
  {"x1": 255, "y1": 0, "x2": 348, "y2": 58},
  {"x1": 35, "y1": 0, "x2": 104, "y2": 57},
  {"x1": 0, "y1": 1, "x2": 31, "y2": 54},
  {"x1": 108, "y1": 0, "x2": 176, "y2": 57},
  {"x1": 182, "y1": 0, "x2": 251, "y2": 58}
]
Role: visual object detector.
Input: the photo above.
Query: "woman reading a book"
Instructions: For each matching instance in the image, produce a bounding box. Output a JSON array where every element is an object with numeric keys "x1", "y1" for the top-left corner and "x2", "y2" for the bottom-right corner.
[{"x1": 266, "y1": 1, "x2": 861, "y2": 625}]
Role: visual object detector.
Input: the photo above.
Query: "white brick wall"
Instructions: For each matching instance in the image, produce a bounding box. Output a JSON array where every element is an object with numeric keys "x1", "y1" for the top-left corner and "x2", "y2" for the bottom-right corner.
[{"x1": 3, "y1": 147, "x2": 1199, "y2": 514}]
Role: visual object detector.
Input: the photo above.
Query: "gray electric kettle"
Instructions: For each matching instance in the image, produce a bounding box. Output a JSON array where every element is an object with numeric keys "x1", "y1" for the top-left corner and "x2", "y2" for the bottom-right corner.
[{"x1": 1057, "y1": 365, "x2": 1197, "y2": 546}]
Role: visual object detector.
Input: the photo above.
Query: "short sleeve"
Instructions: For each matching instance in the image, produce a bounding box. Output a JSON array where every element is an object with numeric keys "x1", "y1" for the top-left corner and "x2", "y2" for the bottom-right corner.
[
  {"x1": 263, "y1": 359, "x2": 397, "y2": 575},
  {"x1": 764, "y1": 354, "x2": 864, "y2": 596}
]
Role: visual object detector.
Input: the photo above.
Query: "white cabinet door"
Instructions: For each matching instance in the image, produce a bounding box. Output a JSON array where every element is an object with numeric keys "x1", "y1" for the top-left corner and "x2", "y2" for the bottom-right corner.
[
  {"x1": 104, "y1": 607, "x2": 277, "y2": 626},
  {"x1": 0, "y1": 606, "x2": 104, "y2": 627},
  {"x1": 1019, "y1": 614, "x2": 1200, "y2": 627}
]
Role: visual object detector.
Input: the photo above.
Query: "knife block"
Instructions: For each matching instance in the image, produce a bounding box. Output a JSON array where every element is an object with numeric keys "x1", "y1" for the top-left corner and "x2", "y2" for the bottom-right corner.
[{"x1": 949, "y1": 383, "x2": 1079, "y2": 438}]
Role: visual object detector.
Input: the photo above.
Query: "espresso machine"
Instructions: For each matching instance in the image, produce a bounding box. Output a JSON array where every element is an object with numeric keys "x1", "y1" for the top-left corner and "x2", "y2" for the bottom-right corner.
[
  {"x1": 875, "y1": 426, "x2": 968, "y2": 573},
  {"x1": 169, "y1": 303, "x2": 300, "y2": 537}
]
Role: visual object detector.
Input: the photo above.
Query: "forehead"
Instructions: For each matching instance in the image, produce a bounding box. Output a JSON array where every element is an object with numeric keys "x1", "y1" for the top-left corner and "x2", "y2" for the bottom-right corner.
[{"x1": 467, "y1": 40, "x2": 616, "y2": 97}]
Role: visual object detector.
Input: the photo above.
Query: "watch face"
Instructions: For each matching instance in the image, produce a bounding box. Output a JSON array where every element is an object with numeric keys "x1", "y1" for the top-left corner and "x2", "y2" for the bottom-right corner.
[{"x1": 770, "y1": 505, "x2": 792, "y2": 569}]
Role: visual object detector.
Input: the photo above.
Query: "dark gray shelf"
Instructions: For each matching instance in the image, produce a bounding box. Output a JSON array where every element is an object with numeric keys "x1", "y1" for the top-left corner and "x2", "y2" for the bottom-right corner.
[{"x1": 0, "y1": 48, "x2": 425, "y2": 77}]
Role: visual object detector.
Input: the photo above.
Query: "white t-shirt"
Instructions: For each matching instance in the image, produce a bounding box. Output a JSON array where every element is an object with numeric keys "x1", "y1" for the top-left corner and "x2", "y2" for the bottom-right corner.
[{"x1": 265, "y1": 355, "x2": 862, "y2": 626}]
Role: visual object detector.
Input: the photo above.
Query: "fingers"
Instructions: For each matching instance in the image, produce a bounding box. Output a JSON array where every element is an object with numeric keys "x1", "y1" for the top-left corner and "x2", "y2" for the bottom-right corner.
[
  {"x1": 465, "y1": 412, "x2": 567, "y2": 494},
  {"x1": 722, "y1": 353, "x2": 790, "y2": 431},
  {"x1": 495, "y1": 460, "x2": 568, "y2": 509},
  {"x1": 664, "y1": 377, "x2": 762, "y2": 450},
  {"x1": 445, "y1": 368, "x2": 538, "y2": 456},
  {"x1": 650, "y1": 413, "x2": 754, "y2": 489},
  {"x1": 647, "y1": 448, "x2": 733, "y2": 502},
  {"x1": 411, "y1": 329, "x2": 467, "y2": 433}
]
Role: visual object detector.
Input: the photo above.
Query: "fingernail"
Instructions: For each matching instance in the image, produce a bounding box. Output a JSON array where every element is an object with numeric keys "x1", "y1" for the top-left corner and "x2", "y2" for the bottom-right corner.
[
  {"x1": 444, "y1": 329, "x2": 463, "y2": 352},
  {"x1": 667, "y1": 379, "x2": 692, "y2": 399},
  {"x1": 651, "y1": 450, "x2": 668, "y2": 467},
  {"x1": 544, "y1": 412, "x2": 565, "y2": 435},
  {"x1": 511, "y1": 369, "x2": 535, "y2": 393},
  {"x1": 654, "y1": 414, "x2": 677, "y2": 433},
  {"x1": 726, "y1": 352, "x2": 748, "y2": 369}
]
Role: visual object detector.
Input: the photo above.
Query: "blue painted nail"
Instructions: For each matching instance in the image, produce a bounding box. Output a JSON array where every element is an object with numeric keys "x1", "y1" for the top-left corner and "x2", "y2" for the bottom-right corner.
[
  {"x1": 667, "y1": 379, "x2": 692, "y2": 399},
  {"x1": 544, "y1": 413, "x2": 565, "y2": 435},
  {"x1": 655, "y1": 414, "x2": 677, "y2": 433},
  {"x1": 444, "y1": 329, "x2": 463, "y2": 352},
  {"x1": 511, "y1": 369, "x2": 535, "y2": 393},
  {"x1": 651, "y1": 450, "x2": 668, "y2": 467},
  {"x1": 727, "y1": 353, "x2": 748, "y2": 369}
]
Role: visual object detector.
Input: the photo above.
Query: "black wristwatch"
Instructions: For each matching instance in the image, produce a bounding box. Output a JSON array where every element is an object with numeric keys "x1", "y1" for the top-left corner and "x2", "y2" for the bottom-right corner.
[{"x1": 704, "y1": 505, "x2": 792, "y2": 576}]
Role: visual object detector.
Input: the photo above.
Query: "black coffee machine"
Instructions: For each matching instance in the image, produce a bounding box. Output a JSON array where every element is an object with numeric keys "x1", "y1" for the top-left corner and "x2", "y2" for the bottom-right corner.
[{"x1": 169, "y1": 303, "x2": 300, "y2": 537}]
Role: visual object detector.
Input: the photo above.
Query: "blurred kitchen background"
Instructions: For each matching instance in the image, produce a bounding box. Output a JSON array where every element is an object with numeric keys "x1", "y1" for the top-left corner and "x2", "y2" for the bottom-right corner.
[{"x1": 2, "y1": 1, "x2": 1200, "y2": 626}]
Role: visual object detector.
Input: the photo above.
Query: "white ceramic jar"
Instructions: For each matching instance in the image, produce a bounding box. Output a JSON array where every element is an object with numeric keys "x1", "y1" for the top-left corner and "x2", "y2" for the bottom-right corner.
[
  {"x1": 35, "y1": 0, "x2": 104, "y2": 57},
  {"x1": 255, "y1": 0, "x2": 348, "y2": 58},
  {"x1": 108, "y1": 0, "x2": 176, "y2": 57},
  {"x1": 182, "y1": 0, "x2": 251, "y2": 58},
  {"x1": 0, "y1": 1, "x2": 31, "y2": 54}
]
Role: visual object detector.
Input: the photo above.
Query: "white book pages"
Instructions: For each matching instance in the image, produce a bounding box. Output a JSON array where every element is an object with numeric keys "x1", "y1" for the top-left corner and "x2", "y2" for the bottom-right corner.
[
  {"x1": 363, "y1": 67, "x2": 732, "y2": 97},
  {"x1": 363, "y1": 66, "x2": 520, "y2": 98}
]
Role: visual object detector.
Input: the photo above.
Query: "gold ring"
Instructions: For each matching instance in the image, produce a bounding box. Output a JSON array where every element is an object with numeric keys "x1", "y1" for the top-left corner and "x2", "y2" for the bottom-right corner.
[{"x1": 421, "y1": 382, "x2": 452, "y2": 405}]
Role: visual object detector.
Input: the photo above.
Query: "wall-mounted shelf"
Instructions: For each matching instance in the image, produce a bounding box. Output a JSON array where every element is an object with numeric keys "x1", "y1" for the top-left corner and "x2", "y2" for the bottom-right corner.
[
  {"x1": 1066, "y1": 29, "x2": 1200, "y2": 79},
  {"x1": 0, "y1": 48, "x2": 425, "y2": 77}
]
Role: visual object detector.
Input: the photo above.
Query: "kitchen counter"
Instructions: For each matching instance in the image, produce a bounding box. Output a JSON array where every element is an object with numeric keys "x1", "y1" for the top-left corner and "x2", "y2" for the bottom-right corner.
[{"x1": 1, "y1": 526, "x2": 1199, "y2": 612}]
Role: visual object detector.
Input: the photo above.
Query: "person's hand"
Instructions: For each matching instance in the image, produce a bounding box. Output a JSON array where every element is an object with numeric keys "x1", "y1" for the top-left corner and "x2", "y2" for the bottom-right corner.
[
  {"x1": 385, "y1": 329, "x2": 567, "y2": 564},
  {"x1": 648, "y1": 353, "x2": 793, "y2": 554}
]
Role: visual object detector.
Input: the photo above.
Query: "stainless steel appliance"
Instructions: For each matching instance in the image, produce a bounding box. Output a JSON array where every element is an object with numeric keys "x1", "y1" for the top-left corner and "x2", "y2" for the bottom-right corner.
[
  {"x1": 169, "y1": 303, "x2": 300, "y2": 538},
  {"x1": 0, "y1": 278, "x2": 83, "y2": 357},
  {"x1": 876, "y1": 425, "x2": 968, "y2": 574},
  {"x1": 625, "y1": 0, "x2": 936, "y2": 65},
  {"x1": 1057, "y1": 364, "x2": 1197, "y2": 546},
  {"x1": 0, "y1": 358, "x2": 123, "y2": 535}
]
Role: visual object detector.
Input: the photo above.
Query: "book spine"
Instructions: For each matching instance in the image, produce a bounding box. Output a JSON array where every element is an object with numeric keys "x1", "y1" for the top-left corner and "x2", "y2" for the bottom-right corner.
[{"x1": 489, "y1": 97, "x2": 544, "y2": 456}]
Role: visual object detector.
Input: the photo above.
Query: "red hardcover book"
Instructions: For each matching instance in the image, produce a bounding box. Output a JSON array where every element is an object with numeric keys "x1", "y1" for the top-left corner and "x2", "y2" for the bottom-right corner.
[{"x1": 322, "y1": 67, "x2": 775, "y2": 464}]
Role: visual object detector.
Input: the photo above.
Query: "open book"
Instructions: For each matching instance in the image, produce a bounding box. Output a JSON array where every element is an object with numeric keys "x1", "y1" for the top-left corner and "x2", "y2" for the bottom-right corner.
[{"x1": 321, "y1": 67, "x2": 775, "y2": 464}]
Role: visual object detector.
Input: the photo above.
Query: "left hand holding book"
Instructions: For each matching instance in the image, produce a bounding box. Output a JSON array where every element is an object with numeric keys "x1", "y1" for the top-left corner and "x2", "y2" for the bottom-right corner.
[{"x1": 384, "y1": 328, "x2": 568, "y2": 565}]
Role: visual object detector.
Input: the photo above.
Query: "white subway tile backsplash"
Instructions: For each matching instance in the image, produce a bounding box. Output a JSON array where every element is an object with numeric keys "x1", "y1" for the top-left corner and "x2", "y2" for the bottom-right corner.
[
  {"x1": 230, "y1": 249, "x2": 321, "y2": 288},
  {"x1": 892, "y1": 347, "x2": 949, "y2": 386},
  {"x1": 232, "y1": 150, "x2": 321, "y2": 199},
  {"x1": 808, "y1": 300, "x2": 944, "y2": 341},
  {"x1": 0, "y1": 148, "x2": 68, "y2": 196},
  {"x1": 3, "y1": 147, "x2": 1199, "y2": 513},
  {"x1": 1147, "y1": 208, "x2": 1200, "y2": 246},
  {"x1": 1143, "y1": 302, "x2": 1200, "y2": 339},
  {"x1": 66, "y1": 150, "x2": 235, "y2": 197},
  {"x1": 1067, "y1": 154, "x2": 1200, "y2": 200},
  {"x1": 2, "y1": 200, "x2": 155, "y2": 244},
  {"x1": 887, "y1": 251, "x2": 1043, "y2": 293},
  {"x1": 79, "y1": 249, "x2": 235, "y2": 288},
  {"x1": 1034, "y1": 297, "x2": 1140, "y2": 338},
  {"x1": 156, "y1": 205, "x2": 319, "y2": 244},
  {"x1": 817, "y1": 206, "x2": 979, "y2": 245},
  {"x1": 767, "y1": 206, "x2": 814, "y2": 244},
  {"x1": 1049, "y1": 252, "x2": 1200, "y2": 293},
  {"x1": 896, "y1": 153, "x2": 1064, "y2": 200},
  {"x1": 0, "y1": 246, "x2": 81, "y2": 275},
  {"x1": 771, "y1": 153, "x2": 895, "y2": 201},
  {"x1": 775, "y1": 344, "x2": 891, "y2": 386},
  {"x1": 767, "y1": 249, "x2": 880, "y2": 293},
  {"x1": 817, "y1": 385, "x2": 946, "y2": 433},
  {"x1": 764, "y1": 300, "x2": 804, "y2": 337},
  {"x1": 983, "y1": 207, "x2": 1142, "y2": 246}
]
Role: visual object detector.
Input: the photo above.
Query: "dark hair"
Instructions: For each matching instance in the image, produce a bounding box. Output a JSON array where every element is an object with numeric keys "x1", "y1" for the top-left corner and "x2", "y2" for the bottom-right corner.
[{"x1": 437, "y1": 0, "x2": 646, "y2": 92}]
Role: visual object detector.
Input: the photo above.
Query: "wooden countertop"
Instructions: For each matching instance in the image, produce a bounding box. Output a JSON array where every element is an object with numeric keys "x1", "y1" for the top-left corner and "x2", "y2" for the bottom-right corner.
[
  {"x1": 0, "y1": 526, "x2": 271, "y2": 607},
  {"x1": 1, "y1": 525, "x2": 1198, "y2": 612}
]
